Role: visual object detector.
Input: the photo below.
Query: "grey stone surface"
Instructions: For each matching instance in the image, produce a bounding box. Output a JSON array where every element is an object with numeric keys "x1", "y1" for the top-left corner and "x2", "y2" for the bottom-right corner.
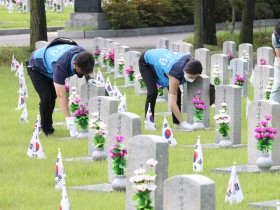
[
  {"x1": 107, "y1": 112, "x2": 141, "y2": 183},
  {"x1": 80, "y1": 82, "x2": 105, "y2": 104},
  {"x1": 215, "y1": 85, "x2": 242, "y2": 145},
  {"x1": 116, "y1": 29, "x2": 140, "y2": 37},
  {"x1": 213, "y1": 164, "x2": 280, "y2": 174},
  {"x1": 238, "y1": 43, "x2": 253, "y2": 73},
  {"x1": 64, "y1": 157, "x2": 93, "y2": 162},
  {"x1": 35, "y1": 41, "x2": 49, "y2": 49},
  {"x1": 178, "y1": 42, "x2": 194, "y2": 57},
  {"x1": 88, "y1": 96, "x2": 118, "y2": 157},
  {"x1": 114, "y1": 45, "x2": 130, "y2": 79},
  {"x1": 248, "y1": 200, "x2": 280, "y2": 209},
  {"x1": 257, "y1": 47, "x2": 274, "y2": 66},
  {"x1": 182, "y1": 74, "x2": 210, "y2": 127},
  {"x1": 85, "y1": 30, "x2": 117, "y2": 38},
  {"x1": 126, "y1": 135, "x2": 169, "y2": 210},
  {"x1": 229, "y1": 58, "x2": 249, "y2": 97},
  {"x1": 124, "y1": 51, "x2": 141, "y2": 87},
  {"x1": 195, "y1": 48, "x2": 211, "y2": 77},
  {"x1": 253, "y1": 65, "x2": 274, "y2": 101},
  {"x1": 223, "y1": 41, "x2": 236, "y2": 59},
  {"x1": 74, "y1": 0, "x2": 101, "y2": 13},
  {"x1": 170, "y1": 42, "x2": 180, "y2": 52},
  {"x1": 69, "y1": 74, "x2": 87, "y2": 95},
  {"x1": 163, "y1": 175, "x2": 215, "y2": 210},
  {"x1": 248, "y1": 100, "x2": 280, "y2": 165},
  {"x1": 53, "y1": 122, "x2": 66, "y2": 126},
  {"x1": 211, "y1": 54, "x2": 228, "y2": 85},
  {"x1": 156, "y1": 38, "x2": 169, "y2": 49},
  {"x1": 68, "y1": 183, "x2": 113, "y2": 192},
  {"x1": 58, "y1": 30, "x2": 85, "y2": 38},
  {"x1": 182, "y1": 143, "x2": 247, "y2": 149}
]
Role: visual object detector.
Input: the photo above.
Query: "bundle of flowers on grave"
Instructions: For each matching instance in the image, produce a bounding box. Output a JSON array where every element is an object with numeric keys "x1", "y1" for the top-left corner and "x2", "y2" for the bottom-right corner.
[
  {"x1": 125, "y1": 65, "x2": 135, "y2": 84},
  {"x1": 101, "y1": 48, "x2": 107, "y2": 67},
  {"x1": 227, "y1": 51, "x2": 234, "y2": 65},
  {"x1": 117, "y1": 56, "x2": 125, "y2": 77},
  {"x1": 93, "y1": 47, "x2": 101, "y2": 60},
  {"x1": 234, "y1": 74, "x2": 244, "y2": 87},
  {"x1": 89, "y1": 112, "x2": 108, "y2": 160},
  {"x1": 136, "y1": 74, "x2": 146, "y2": 90},
  {"x1": 254, "y1": 115, "x2": 277, "y2": 171},
  {"x1": 72, "y1": 103, "x2": 89, "y2": 131},
  {"x1": 109, "y1": 135, "x2": 128, "y2": 191},
  {"x1": 213, "y1": 65, "x2": 221, "y2": 85},
  {"x1": 213, "y1": 102, "x2": 232, "y2": 147},
  {"x1": 192, "y1": 90, "x2": 206, "y2": 130},
  {"x1": 157, "y1": 84, "x2": 164, "y2": 97},
  {"x1": 65, "y1": 83, "x2": 70, "y2": 101},
  {"x1": 129, "y1": 159, "x2": 158, "y2": 210},
  {"x1": 264, "y1": 78, "x2": 274, "y2": 100},
  {"x1": 68, "y1": 88, "x2": 80, "y2": 115},
  {"x1": 260, "y1": 58, "x2": 267, "y2": 65},
  {"x1": 105, "y1": 50, "x2": 115, "y2": 68},
  {"x1": 56, "y1": 1, "x2": 61, "y2": 12}
]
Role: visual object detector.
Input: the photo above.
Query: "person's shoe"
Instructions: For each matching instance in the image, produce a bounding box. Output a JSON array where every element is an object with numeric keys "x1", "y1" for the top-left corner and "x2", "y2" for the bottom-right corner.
[
  {"x1": 43, "y1": 126, "x2": 55, "y2": 137},
  {"x1": 174, "y1": 123, "x2": 193, "y2": 130}
]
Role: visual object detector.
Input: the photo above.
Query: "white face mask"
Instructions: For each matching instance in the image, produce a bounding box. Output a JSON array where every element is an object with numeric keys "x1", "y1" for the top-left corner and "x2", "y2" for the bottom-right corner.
[{"x1": 184, "y1": 75, "x2": 196, "y2": 83}]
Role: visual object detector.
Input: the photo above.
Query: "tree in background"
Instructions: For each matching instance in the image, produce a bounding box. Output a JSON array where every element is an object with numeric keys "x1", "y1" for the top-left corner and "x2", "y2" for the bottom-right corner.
[
  {"x1": 193, "y1": 0, "x2": 203, "y2": 48},
  {"x1": 203, "y1": 0, "x2": 217, "y2": 45},
  {"x1": 239, "y1": 0, "x2": 255, "y2": 44},
  {"x1": 30, "y1": 0, "x2": 47, "y2": 50}
]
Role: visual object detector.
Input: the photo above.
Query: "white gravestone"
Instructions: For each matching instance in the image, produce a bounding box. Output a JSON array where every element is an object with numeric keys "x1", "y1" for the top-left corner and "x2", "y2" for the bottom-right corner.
[
  {"x1": 107, "y1": 112, "x2": 141, "y2": 183},
  {"x1": 97, "y1": 38, "x2": 107, "y2": 67},
  {"x1": 106, "y1": 42, "x2": 120, "y2": 74},
  {"x1": 80, "y1": 82, "x2": 105, "y2": 104},
  {"x1": 239, "y1": 43, "x2": 253, "y2": 73},
  {"x1": 178, "y1": 42, "x2": 194, "y2": 57},
  {"x1": 215, "y1": 85, "x2": 242, "y2": 145},
  {"x1": 92, "y1": 37, "x2": 104, "y2": 66},
  {"x1": 114, "y1": 45, "x2": 130, "y2": 79},
  {"x1": 126, "y1": 135, "x2": 169, "y2": 210},
  {"x1": 156, "y1": 38, "x2": 169, "y2": 49},
  {"x1": 170, "y1": 42, "x2": 180, "y2": 52},
  {"x1": 163, "y1": 175, "x2": 215, "y2": 210},
  {"x1": 253, "y1": 65, "x2": 274, "y2": 101},
  {"x1": 257, "y1": 47, "x2": 274, "y2": 66},
  {"x1": 195, "y1": 48, "x2": 211, "y2": 77},
  {"x1": 35, "y1": 41, "x2": 49, "y2": 50},
  {"x1": 124, "y1": 51, "x2": 141, "y2": 87},
  {"x1": 87, "y1": 96, "x2": 118, "y2": 157},
  {"x1": 223, "y1": 41, "x2": 236, "y2": 59},
  {"x1": 69, "y1": 75, "x2": 86, "y2": 95},
  {"x1": 211, "y1": 54, "x2": 228, "y2": 85},
  {"x1": 248, "y1": 100, "x2": 280, "y2": 165}
]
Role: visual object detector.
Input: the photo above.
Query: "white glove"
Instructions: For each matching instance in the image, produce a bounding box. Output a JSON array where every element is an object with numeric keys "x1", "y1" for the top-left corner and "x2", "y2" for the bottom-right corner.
[
  {"x1": 180, "y1": 121, "x2": 193, "y2": 130},
  {"x1": 66, "y1": 117, "x2": 78, "y2": 137}
]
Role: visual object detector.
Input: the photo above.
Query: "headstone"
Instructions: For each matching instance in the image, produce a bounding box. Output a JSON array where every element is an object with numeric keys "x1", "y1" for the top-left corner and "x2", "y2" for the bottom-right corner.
[
  {"x1": 69, "y1": 75, "x2": 87, "y2": 95},
  {"x1": 87, "y1": 96, "x2": 118, "y2": 157},
  {"x1": 215, "y1": 85, "x2": 242, "y2": 145},
  {"x1": 105, "y1": 40, "x2": 117, "y2": 73},
  {"x1": 126, "y1": 135, "x2": 169, "y2": 210},
  {"x1": 223, "y1": 41, "x2": 236, "y2": 59},
  {"x1": 257, "y1": 47, "x2": 274, "y2": 66},
  {"x1": 248, "y1": 100, "x2": 280, "y2": 165},
  {"x1": 229, "y1": 58, "x2": 249, "y2": 97},
  {"x1": 178, "y1": 42, "x2": 194, "y2": 57},
  {"x1": 124, "y1": 51, "x2": 141, "y2": 87},
  {"x1": 182, "y1": 74, "x2": 210, "y2": 127},
  {"x1": 253, "y1": 65, "x2": 274, "y2": 101},
  {"x1": 195, "y1": 48, "x2": 211, "y2": 76},
  {"x1": 170, "y1": 42, "x2": 180, "y2": 52},
  {"x1": 210, "y1": 54, "x2": 228, "y2": 85},
  {"x1": 163, "y1": 175, "x2": 215, "y2": 210},
  {"x1": 80, "y1": 82, "x2": 105, "y2": 104},
  {"x1": 156, "y1": 38, "x2": 169, "y2": 49},
  {"x1": 92, "y1": 37, "x2": 104, "y2": 65},
  {"x1": 114, "y1": 45, "x2": 130, "y2": 79},
  {"x1": 238, "y1": 43, "x2": 253, "y2": 73},
  {"x1": 107, "y1": 112, "x2": 141, "y2": 183},
  {"x1": 35, "y1": 41, "x2": 49, "y2": 50}
]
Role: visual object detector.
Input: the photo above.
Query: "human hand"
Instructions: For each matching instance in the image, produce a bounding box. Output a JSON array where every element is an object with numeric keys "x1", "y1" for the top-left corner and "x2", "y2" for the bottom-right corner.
[
  {"x1": 180, "y1": 121, "x2": 193, "y2": 130},
  {"x1": 66, "y1": 117, "x2": 78, "y2": 137}
]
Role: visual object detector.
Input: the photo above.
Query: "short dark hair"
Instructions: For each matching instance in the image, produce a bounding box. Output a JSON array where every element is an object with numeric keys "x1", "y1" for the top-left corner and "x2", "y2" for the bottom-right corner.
[
  {"x1": 184, "y1": 60, "x2": 203, "y2": 74},
  {"x1": 74, "y1": 51, "x2": 95, "y2": 74},
  {"x1": 275, "y1": 21, "x2": 280, "y2": 35}
]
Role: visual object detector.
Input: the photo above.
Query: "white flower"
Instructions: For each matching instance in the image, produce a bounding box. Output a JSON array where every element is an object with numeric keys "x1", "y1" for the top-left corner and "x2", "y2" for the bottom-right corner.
[
  {"x1": 147, "y1": 184, "x2": 157, "y2": 192},
  {"x1": 134, "y1": 168, "x2": 145, "y2": 175},
  {"x1": 91, "y1": 112, "x2": 99, "y2": 119},
  {"x1": 135, "y1": 73, "x2": 142, "y2": 81},
  {"x1": 144, "y1": 175, "x2": 155, "y2": 182},
  {"x1": 146, "y1": 159, "x2": 158, "y2": 167},
  {"x1": 99, "y1": 122, "x2": 107, "y2": 130},
  {"x1": 136, "y1": 185, "x2": 147, "y2": 192},
  {"x1": 221, "y1": 102, "x2": 227, "y2": 107}
]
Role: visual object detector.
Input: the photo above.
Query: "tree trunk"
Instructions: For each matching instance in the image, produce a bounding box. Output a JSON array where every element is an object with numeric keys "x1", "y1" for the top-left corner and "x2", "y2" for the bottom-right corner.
[
  {"x1": 30, "y1": 0, "x2": 47, "y2": 50},
  {"x1": 229, "y1": 0, "x2": 236, "y2": 36},
  {"x1": 202, "y1": 0, "x2": 217, "y2": 45},
  {"x1": 239, "y1": 0, "x2": 255, "y2": 44},
  {"x1": 193, "y1": 0, "x2": 203, "y2": 49}
]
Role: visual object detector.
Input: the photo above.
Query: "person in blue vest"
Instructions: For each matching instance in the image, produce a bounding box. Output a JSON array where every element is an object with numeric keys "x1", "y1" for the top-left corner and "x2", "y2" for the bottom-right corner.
[
  {"x1": 270, "y1": 21, "x2": 280, "y2": 103},
  {"x1": 139, "y1": 48, "x2": 202, "y2": 130},
  {"x1": 27, "y1": 42, "x2": 95, "y2": 136}
]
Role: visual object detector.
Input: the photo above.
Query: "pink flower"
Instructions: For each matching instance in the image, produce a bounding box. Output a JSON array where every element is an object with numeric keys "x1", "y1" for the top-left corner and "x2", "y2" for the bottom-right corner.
[
  {"x1": 261, "y1": 121, "x2": 268, "y2": 127},
  {"x1": 125, "y1": 66, "x2": 134, "y2": 75},
  {"x1": 112, "y1": 143, "x2": 118, "y2": 149},
  {"x1": 265, "y1": 115, "x2": 272, "y2": 121},
  {"x1": 114, "y1": 135, "x2": 125, "y2": 142},
  {"x1": 197, "y1": 90, "x2": 203, "y2": 95}
]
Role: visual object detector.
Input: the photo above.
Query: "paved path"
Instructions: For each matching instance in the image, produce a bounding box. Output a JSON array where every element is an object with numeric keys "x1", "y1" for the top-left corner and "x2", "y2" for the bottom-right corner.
[{"x1": 0, "y1": 31, "x2": 194, "y2": 51}]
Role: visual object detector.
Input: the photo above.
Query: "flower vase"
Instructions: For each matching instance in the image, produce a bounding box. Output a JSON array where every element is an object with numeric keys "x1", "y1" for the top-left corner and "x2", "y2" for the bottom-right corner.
[
  {"x1": 92, "y1": 147, "x2": 107, "y2": 161},
  {"x1": 112, "y1": 175, "x2": 126, "y2": 191},
  {"x1": 77, "y1": 128, "x2": 88, "y2": 138},
  {"x1": 117, "y1": 72, "x2": 124, "y2": 79},
  {"x1": 192, "y1": 120, "x2": 205, "y2": 130},
  {"x1": 256, "y1": 150, "x2": 273, "y2": 171},
  {"x1": 219, "y1": 136, "x2": 233, "y2": 148}
]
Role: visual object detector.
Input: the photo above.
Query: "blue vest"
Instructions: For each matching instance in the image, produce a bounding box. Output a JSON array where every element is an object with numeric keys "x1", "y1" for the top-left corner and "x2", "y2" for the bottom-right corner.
[
  {"x1": 144, "y1": 48, "x2": 191, "y2": 87},
  {"x1": 29, "y1": 44, "x2": 85, "y2": 81},
  {"x1": 274, "y1": 32, "x2": 280, "y2": 48}
]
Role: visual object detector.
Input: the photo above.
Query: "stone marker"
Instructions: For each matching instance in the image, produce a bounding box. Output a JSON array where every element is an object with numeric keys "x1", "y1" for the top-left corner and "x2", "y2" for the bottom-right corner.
[
  {"x1": 156, "y1": 38, "x2": 169, "y2": 49},
  {"x1": 92, "y1": 37, "x2": 104, "y2": 65},
  {"x1": 124, "y1": 51, "x2": 141, "y2": 87},
  {"x1": 210, "y1": 54, "x2": 228, "y2": 85},
  {"x1": 163, "y1": 175, "x2": 215, "y2": 210},
  {"x1": 69, "y1": 74, "x2": 87, "y2": 95},
  {"x1": 238, "y1": 43, "x2": 253, "y2": 73},
  {"x1": 178, "y1": 42, "x2": 194, "y2": 57},
  {"x1": 195, "y1": 48, "x2": 211, "y2": 76},
  {"x1": 126, "y1": 135, "x2": 169, "y2": 210},
  {"x1": 170, "y1": 42, "x2": 180, "y2": 52},
  {"x1": 114, "y1": 45, "x2": 130, "y2": 79},
  {"x1": 248, "y1": 100, "x2": 280, "y2": 165},
  {"x1": 223, "y1": 41, "x2": 236, "y2": 59},
  {"x1": 107, "y1": 112, "x2": 141, "y2": 183},
  {"x1": 257, "y1": 46, "x2": 274, "y2": 66},
  {"x1": 80, "y1": 82, "x2": 105, "y2": 104},
  {"x1": 35, "y1": 41, "x2": 49, "y2": 49}
]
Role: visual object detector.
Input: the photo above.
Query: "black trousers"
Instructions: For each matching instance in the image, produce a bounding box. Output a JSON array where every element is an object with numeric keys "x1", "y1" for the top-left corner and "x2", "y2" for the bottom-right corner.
[
  {"x1": 139, "y1": 53, "x2": 181, "y2": 124},
  {"x1": 27, "y1": 68, "x2": 56, "y2": 134}
]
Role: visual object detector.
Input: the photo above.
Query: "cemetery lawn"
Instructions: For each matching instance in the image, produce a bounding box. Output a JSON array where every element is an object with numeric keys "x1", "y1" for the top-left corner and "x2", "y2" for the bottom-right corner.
[
  {"x1": 0, "y1": 6, "x2": 73, "y2": 29},
  {"x1": 1, "y1": 46, "x2": 280, "y2": 210}
]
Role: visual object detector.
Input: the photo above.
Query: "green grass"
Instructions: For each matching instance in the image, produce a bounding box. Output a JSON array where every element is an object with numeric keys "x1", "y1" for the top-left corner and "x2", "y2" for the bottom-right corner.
[
  {"x1": 1, "y1": 43, "x2": 280, "y2": 210},
  {"x1": 0, "y1": 5, "x2": 73, "y2": 29}
]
